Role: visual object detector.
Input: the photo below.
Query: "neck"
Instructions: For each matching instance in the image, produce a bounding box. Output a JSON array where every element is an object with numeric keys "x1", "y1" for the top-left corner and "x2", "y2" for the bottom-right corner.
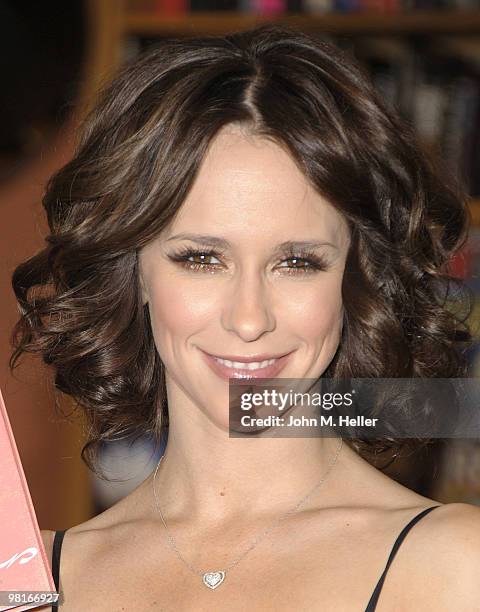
[{"x1": 150, "y1": 420, "x2": 344, "y2": 528}]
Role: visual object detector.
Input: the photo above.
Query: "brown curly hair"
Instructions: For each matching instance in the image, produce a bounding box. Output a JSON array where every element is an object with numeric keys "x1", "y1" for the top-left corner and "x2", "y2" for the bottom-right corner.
[{"x1": 9, "y1": 24, "x2": 474, "y2": 477}]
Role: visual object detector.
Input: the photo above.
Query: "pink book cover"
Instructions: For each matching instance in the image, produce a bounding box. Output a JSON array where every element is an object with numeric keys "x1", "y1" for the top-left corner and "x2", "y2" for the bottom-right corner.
[{"x1": 0, "y1": 388, "x2": 57, "y2": 611}]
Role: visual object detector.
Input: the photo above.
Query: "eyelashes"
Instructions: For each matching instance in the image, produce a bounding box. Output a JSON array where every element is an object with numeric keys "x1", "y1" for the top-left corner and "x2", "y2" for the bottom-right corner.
[{"x1": 166, "y1": 246, "x2": 332, "y2": 275}]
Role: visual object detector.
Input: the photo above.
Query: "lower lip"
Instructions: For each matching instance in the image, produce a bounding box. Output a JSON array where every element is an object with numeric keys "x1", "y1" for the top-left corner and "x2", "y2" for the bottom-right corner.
[{"x1": 200, "y1": 350, "x2": 294, "y2": 380}]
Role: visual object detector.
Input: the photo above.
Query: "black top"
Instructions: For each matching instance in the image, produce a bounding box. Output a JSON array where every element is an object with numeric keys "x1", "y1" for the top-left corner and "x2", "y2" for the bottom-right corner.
[{"x1": 50, "y1": 505, "x2": 441, "y2": 610}]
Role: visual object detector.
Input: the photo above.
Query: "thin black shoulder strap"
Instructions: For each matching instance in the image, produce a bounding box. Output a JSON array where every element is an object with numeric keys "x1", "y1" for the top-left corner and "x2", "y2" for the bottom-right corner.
[
  {"x1": 51, "y1": 530, "x2": 66, "y2": 610},
  {"x1": 364, "y1": 505, "x2": 442, "y2": 612}
]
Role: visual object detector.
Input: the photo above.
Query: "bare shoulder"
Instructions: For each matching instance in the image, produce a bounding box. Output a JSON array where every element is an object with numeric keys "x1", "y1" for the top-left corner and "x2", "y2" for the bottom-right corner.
[
  {"x1": 425, "y1": 502, "x2": 480, "y2": 561},
  {"x1": 422, "y1": 502, "x2": 480, "y2": 553},
  {"x1": 400, "y1": 502, "x2": 480, "y2": 608},
  {"x1": 40, "y1": 530, "x2": 55, "y2": 564},
  {"x1": 429, "y1": 500, "x2": 480, "y2": 527},
  {"x1": 38, "y1": 504, "x2": 129, "y2": 571},
  {"x1": 46, "y1": 480, "x2": 153, "y2": 564}
]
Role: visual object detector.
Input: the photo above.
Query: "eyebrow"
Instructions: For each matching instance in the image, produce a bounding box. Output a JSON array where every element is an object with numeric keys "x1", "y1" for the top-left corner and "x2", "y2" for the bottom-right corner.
[{"x1": 164, "y1": 233, "x2": 339, "y2": 251}]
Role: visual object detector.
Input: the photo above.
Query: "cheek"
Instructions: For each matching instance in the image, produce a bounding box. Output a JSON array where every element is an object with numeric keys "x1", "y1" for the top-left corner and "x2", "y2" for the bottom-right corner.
[
  {"x1": 146, "y1": 277, "x2": 217, "y2": 344},
  {"x1": 282, "y1": 275, "x2": 344, "y2": 337}
]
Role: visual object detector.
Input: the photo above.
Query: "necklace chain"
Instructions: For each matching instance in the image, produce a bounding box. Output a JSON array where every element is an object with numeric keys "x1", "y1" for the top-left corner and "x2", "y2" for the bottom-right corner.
[{"x1": 152, "y1": 437, "x2": 343, "y2": 578}]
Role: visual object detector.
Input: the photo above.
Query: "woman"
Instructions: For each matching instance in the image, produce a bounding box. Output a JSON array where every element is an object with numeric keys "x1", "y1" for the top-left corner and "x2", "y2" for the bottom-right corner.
[{"x1": 10, "y1": 23, "x2": 480, "y2": 610}]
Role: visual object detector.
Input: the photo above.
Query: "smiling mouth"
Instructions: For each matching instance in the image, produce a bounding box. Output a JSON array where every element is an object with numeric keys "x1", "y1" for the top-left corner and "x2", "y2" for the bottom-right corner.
[
  {"x1": 212, "y1": 356, "x2": 278, "y2": 370},
  {"x1": 199, "y1": 349, "x2": 294, "y2": 379}
]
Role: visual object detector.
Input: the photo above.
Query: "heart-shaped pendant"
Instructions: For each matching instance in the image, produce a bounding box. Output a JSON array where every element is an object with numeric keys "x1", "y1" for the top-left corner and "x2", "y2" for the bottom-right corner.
[{"x1": 202, "y1": 570, "x2": 226, "y2": 589}]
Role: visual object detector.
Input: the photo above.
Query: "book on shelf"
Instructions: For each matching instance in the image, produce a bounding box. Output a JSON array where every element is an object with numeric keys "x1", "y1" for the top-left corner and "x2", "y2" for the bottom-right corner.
[{"x1": 128, "y1": 0, "x2": 480, "y2": 12}]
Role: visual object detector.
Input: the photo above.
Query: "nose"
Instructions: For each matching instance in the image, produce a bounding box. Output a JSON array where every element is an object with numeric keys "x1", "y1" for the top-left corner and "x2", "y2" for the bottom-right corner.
[{"x1": 221, "y1": 268, "x2": 276, "y2": 342}]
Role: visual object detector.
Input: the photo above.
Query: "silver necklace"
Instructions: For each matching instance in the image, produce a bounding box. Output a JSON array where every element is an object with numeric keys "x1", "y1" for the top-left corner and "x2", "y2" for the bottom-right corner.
[{"x1": 152, "y1": 437, "x2": 343, "y2": 590}]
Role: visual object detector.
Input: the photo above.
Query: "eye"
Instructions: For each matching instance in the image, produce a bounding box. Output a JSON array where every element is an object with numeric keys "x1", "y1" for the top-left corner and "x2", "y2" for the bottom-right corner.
[
  {"x1": 277, "y1": 255, "x2": 330, "y2": 275},
  {"x1": 167, "y1": 247, "x2": 331, "y2": 274},
  {"x1": 168, "y1": 248, "x2": 223, "y2": 272}
]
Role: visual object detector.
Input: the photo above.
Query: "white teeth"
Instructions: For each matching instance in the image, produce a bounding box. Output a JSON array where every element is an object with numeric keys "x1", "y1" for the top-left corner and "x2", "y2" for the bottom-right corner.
[{"x1": 214, "y1": 357, "x2": 277, "y2": 370}]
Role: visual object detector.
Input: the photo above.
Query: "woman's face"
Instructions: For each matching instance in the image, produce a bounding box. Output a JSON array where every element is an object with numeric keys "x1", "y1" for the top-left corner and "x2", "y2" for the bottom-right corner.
[{"x1": 138, "y1": 124, "x2": 351, "y2": 430}]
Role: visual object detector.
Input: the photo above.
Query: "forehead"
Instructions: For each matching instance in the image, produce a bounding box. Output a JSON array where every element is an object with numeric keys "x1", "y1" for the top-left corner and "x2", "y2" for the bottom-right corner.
[{"x1": 166, "y1": 124, "x2": 350, "y2": 246}]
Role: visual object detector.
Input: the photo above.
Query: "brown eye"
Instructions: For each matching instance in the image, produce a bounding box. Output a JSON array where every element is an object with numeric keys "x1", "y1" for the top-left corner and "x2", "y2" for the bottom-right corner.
[
  {"x1": 168, "y1": 248, "x2": 223, "y2": 272},
  {"x1": 188, "y1": 253, "x2": 218, "y2": 266},
  {"x1": 277, "y1": 254, "x2": 330, "y2": 274},
  {"x1": 282, "y1": 257, "x2": 312, "y2": 269}
]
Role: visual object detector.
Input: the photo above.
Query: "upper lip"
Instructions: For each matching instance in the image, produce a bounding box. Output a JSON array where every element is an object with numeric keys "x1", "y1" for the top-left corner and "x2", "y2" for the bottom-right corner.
[{"x1": 201, "y1": 349, "x2": 292, "y2": 363}]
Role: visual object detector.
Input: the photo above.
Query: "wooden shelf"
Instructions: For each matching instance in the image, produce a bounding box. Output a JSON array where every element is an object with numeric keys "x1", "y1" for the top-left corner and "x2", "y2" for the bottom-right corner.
[
  {"x1": 124, "y1": 10, "x2": 480, "y2": 36},
  {"x1": 470, "y1": 199, "x2": 480, "y2": 227}
]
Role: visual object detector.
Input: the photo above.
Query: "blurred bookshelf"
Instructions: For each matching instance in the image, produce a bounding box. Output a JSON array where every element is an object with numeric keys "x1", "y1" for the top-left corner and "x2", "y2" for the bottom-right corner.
[{"x1": 123, "y1": 10, "x2": 480, "y2": 36}]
